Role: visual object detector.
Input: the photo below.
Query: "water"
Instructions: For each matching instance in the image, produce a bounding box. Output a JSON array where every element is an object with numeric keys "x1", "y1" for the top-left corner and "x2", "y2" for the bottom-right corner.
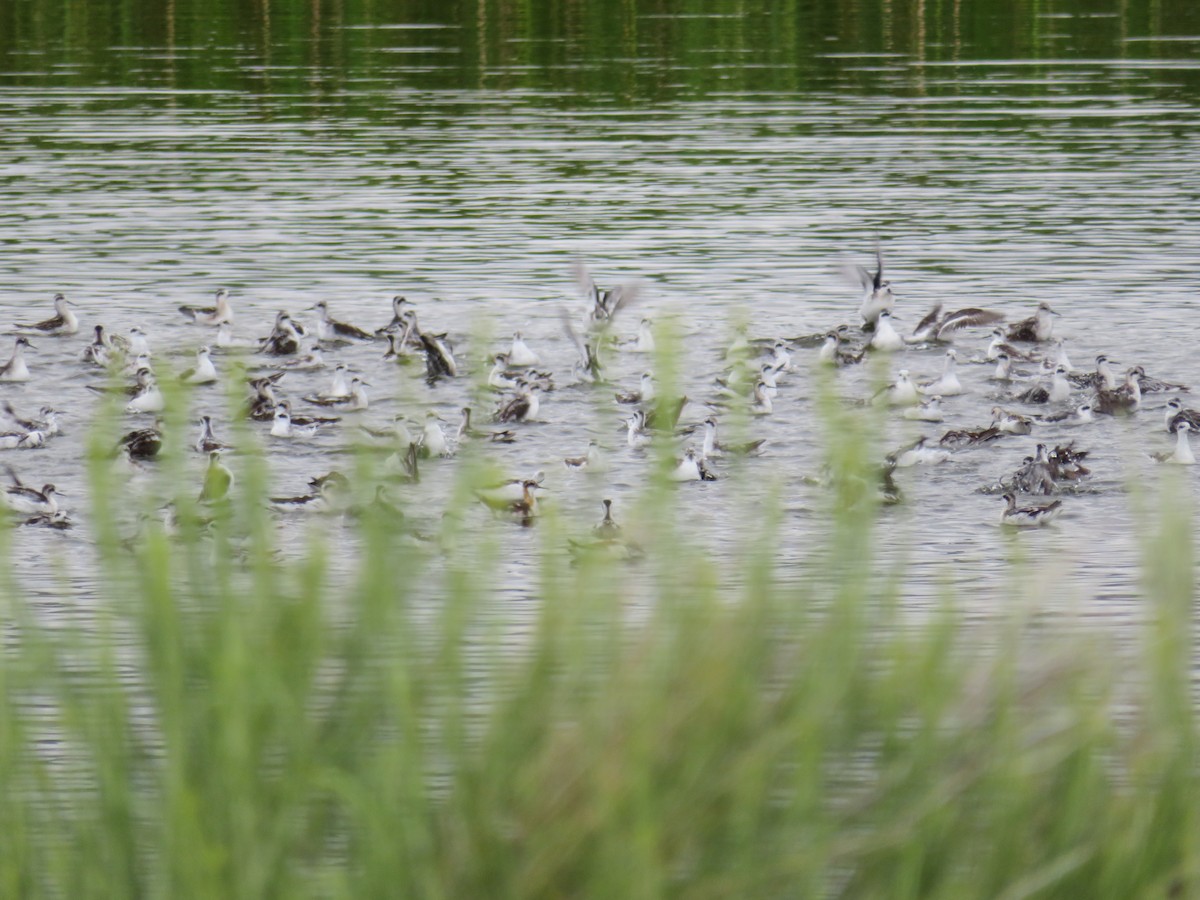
[{"x1": 1, "y1": 0, "x2": 1199, "y2": 629}]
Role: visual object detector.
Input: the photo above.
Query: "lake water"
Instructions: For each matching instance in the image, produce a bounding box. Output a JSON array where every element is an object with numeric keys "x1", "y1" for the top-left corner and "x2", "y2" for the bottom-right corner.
[{"x1": 1, "y1": 0, "x2": 1199, "y2": 628}]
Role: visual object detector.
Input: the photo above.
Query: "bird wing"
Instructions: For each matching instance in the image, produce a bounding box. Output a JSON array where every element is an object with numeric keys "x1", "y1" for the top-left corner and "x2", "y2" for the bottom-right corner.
[{"x1": 936, "y1": 308, "x2": 1005, "y2": 338}]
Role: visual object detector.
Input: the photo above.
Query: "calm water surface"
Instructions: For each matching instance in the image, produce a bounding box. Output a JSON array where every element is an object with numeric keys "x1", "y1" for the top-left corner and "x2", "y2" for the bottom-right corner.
[{"x1": 1, "y1": 0, "x2": 1199, "y2": 631}]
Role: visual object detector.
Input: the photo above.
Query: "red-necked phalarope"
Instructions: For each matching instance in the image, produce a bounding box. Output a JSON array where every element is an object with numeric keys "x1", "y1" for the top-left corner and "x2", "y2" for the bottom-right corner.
[
  {"x1": 419, "y1": 410, "x2": 452, "y2": 458},
  {"x1": 119, "y1": 420, "x2": 163, "y2": 460},
  {"x1": 1015, "y1": 365, "x2": 1070, "y2": 405},
  {"x1": 594, "y1": 498, "x2": 621, "y2": 537},
  {"x1": 939, "y1": 426, "x2": 1002, "y2": 448},
  {"x1": 506, "y1": 331, "x2": 540, "y2": 368},
  {"x1": 986, "y1": 328, "x2": 1037, "y2": 363},
  {"x1": 847, "y1": 244, "x2": 893, "y2": 329},
  {"x1": 180, "y1": 288, "x2": 233, "y2": 326},
  {"x1": 625, "y1": 410, "x2": 651, "y2": 449},
  {"x1": 1093, "y1": 366, "x2": 1142, "y2": 416},
  {"x1": 2, "y1": 402, "x2": 59, "y2": 437},
  {"x1": 312, "y1": 300, "x2": 373, "y2": 343},
  {"x1": 0, "y1": 336, "x2": 34, "y2": 382},
  {"x1": 889, "y1": 436, "x2": 951, "y2": 468},
  {"x1": 701, "y1": 417, "x2": 765, "y2": 458},
  {"x1": 990, "y1": 406, "x2": 1033, "y2": 435},
  {"x1": 1165, "y1": 399, "x2": 1200, "y2": 434},
  {"x1": 1152, "y1": 420, "x2": 1196, "y2": 465},
  {"x1": 875, "y1": 369, "x2": 919, "y2": 407},
  {"x1": 180, "y1": 346, "x2": 218, "y2": 385},
  {"x1": 1039, "y1": 403, "x2": 1094, "y2": 426},
  {"x1": 126, "y1": 374, "x2": 165, "y2": 414},
  {"x1": 415, "y1": 323, "x2": 457, "y2": 380},
  {"x1": 616, "y1": 372, "x2": 655, "y2": 405},
  {"x1": 1000, "y1": 492, "x2": 1063, "y2": 528},
  {"x1": 0, "y1": 428, "x2": 46, "y2": 450},
  {"x1": 632, "y1": 318, "x2": 655, "y2": 353},
  {"x1": 670, "y1": 448, "x2": 710, "y2": 482},
  {"x1": 305, "y1": 376, "x2": 369, "y2": 411},
  {"x1": 904, "y1": 395, "x2": 945, "y2": 422},
  {"x1": 907, "y1": 303, "x2": 1004, "y2": 344},
  {"x1": 274, "y1": 344, "x2": 326, "y2": 371},
  {"x1": 564, "y1": 440, "x2": 607, "y2": 471},
  {"x1": 455, "y1": 407, "x2": 513, "y2": 444},
  {"x1": 270, "y1": 472, "x2": 351, "y2": 513},
  {"x1": 3, "y1": 474, "x2": 63, "y2": 516},
  {"x1": 271, "y1": 404, "x2": 325, "y2": 439},
  {"x1": 375, "y1": 295, "x2": 411, "y2": 335},
  {"x1": 199, "y1": 450, "x2": 234, "y2": 503},
  {"x1": 1006, "y1": 301, "x2": 1058, "y2": 343},
  {"x1": 867, "y1": 310, "x2": 904, "y2": 352},
  {"x1": 195, "y1": 415, "x2": 231, "y2": 453},
  {"x1": 574, "y1": 259, "x2": 642, "y2": 333},
  {"x1": 80, "y1": 325, "x2": 117, "y2": 367},
  {"x1": 16, "y1": 293, "x2": 78, "y2": 336},
  {"x1": 258, "y1": 311, "x2": 303, "y2": 356},
  {"x1": 920, "y1": 349, "x2": 964, "y2": 396},
  {"x1": 494, "y1": 384, "x2": 541, "y2": 423}
]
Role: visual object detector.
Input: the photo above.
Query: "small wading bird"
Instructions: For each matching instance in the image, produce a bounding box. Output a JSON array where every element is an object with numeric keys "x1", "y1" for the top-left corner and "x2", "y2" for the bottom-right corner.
[
  {"x1": 1000, "y1": 492, "x2": 1063, "y2": 528},
  {"x1": 16, "y1": 293, "x2": 78, "y2": 335},
  {"x1": 179, "y1": 288, "x2": 234, "y2": 326}
]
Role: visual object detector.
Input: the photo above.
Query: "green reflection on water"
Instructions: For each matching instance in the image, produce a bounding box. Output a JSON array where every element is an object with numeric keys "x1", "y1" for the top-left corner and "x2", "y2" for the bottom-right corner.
[{"x1": 0, "y1": 0, "x2": 1197, "y2": 109}]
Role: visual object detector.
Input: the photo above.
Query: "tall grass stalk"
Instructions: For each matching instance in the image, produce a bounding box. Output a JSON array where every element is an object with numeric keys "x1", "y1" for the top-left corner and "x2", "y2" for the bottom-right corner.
[{"x1": 0, "y1": 391, "x2": 1197, "y2": 898}]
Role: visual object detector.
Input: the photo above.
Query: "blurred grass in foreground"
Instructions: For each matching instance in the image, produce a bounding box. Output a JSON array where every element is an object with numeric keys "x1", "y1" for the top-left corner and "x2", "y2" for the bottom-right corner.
[{"x1": 0, "y1": 390, "x2": 1197, "y2": 900}]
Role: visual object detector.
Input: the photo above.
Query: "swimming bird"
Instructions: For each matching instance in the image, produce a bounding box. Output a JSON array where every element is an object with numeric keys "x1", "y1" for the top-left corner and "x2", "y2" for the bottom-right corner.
[
  {"x1": 986, "y1": 328, "x2": 1037, "y2": 362},
  {"x1": 179, "y1": 288, "x2": 233, "y2": 326},
  {"x1": 625, "y1": 410, "x2": 652, "y2": 449},
  {"x1": 1165, "y1": 399, "x2": 1200, "y2": 434},
  {"x1": 274, "y1": 344, "x2": 326, "y2": 371},
  {"x1": 616, "y1": 372, "x2": 655, "y2": 405},
  {"x1": 903, "y1": 396, "x2": 945, "y2": 422},
  {"x1": 564, "y1": 440, "x2": 607, "y2": 471},
  {"x1": 920, "y1": 349, "x2": 964, "y2": 396},
  {"x1": 195, "y1": 416, "x2": 231, "y2": 453},
  {"x1": 867, "y1": 310, "x2": 904, "y2": 352},
  {"x1": 304, "y1": 376, "x2": 369, "y2": 411},
  {"x1": 749, "y1": 380, "x2": 774, "y2": 416},
  {"x1": 312, "y1": 300, "x2": 373, "y2": 343},
  {"x1": 456, "y1": 407, "x2": 516, "y2": 445},
  {"x1": 418, "y1": 328, "x2": 457, "y2": 381},
  {"x1": 560, "y1": 309, "x2": 604, "y2": 383},
  {"x1": 594, "y1": 498, "x2": 621, "y2": 538},
  {"x1": 118, "y1": 420, "x2": 163, "y2": 460},
  {"x1": 507, "y1": 331, "x2": 540, "y2": 368},
  {"x1": 1000, "y1": 492, "x2": 1063, "y2": 528},
  {"x1": 245, "y1": 375, "x2": 284, "y2": 421},
  {"x1": 258, "y1": 312, "x2": 304, "y2": 356},
  {"x1": 125, "y1": 374, "x2": 165, "y2": 414},
  {"x1": 3, "y1": 472, "x2": 62, "y2": 516},
  {"x1": 875, "y1": 370, "x2": 920, "y2": 407},
  {"x1": 199, "y1": 451, "x2": 234, "y2": 503},
  {"x1": 1153, "y1": 420, "x2": 1197, "y2": 465},
  {"x1": 1015, "y1": 366, "x2": 1071, "y2": 404},
  {"x1": 374, "y1": 295, "x2": 412, "y2": 334},
  {"x1": 1092, "y1": 366, "x2": 1142, "y2": 416},
  {"x1": 818, "y1": 331, "x2": 860, "y2": 366},
  {"x1": 574, "y1": 260, "x2": 642, "y2": 332},
  {"x1": 180, "y1": 346, "x2": 218, "y2": 385},
  {"x1": 271, "y1": 404, "x2": 323, "y2": 439},
  {"x1": 125, "y1": 327, "x2": 151, "y2": 359},
  {"x1": 907, "y1": 303, "x2": 1004, "y2": 344},
  {"x1": 487, "y1": 355, "x2": 521, "y2": 391},
  {"x1": 669, "y1": 448, "x2": 707, "y2": 482},
  {"x1": 311, "y1": 363, "x2": 352, "y2": 400},
  {"x1": 1006, "y1": 301, "x2": 1058, "y2": 343},
  {"x1": 632, "y1": 318, "x2": 655, "y2": 353},
  {"x1": 889, "y1": 436, "x2": 951, "y2": 468},
  {"x1": 270, "y1": 472, "x2": 351, "y2": 513},
  {"x1": 700, "y1": 417, "x2": 765, "y2": 458},
  {"x1": 1069, "y1": 355, "x2": 1118, "y2": 391},
  {"x1": 16, "y1": 293, "x2": 78, "y2": 335},
  {"x1": 495, "y1": 384, "x2": 541, "y2": 423},
  {"x1": 846, "y1": 244, "x2": 893, "y2": 329},
  {"x1": 938, "y1": 426, "x2": 1002, "y2": 448},
  {"x1": 0, "y1": 337, "x2": 34, "y2": 382},
  {"x1": 475, "y1": 471, "x2": 545, "y2": 510},
  {"x1": 990, "y1": 407, "x2": 1034, "y2": 435},
  {"x1": 1039, "y1": 404, "x2": 1095, "y2": 426},
  {"x1": 80, "y1": 325, "x2": 118, "y2": 367},
  {"x1": 419, "y1": 410, "x2": 452, "y2": 458},
  {"x1": 0, "y1": 429, "x2": 47, "y2": 450},
  {"x1": 1135, "y1": 370, "x2": 1189, "y2": 394}
]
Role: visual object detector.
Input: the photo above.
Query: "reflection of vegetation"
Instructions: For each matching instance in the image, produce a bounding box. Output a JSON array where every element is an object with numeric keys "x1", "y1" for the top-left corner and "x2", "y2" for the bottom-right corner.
[
  {"x1": 0, "y1": 0, "x2": 1195, "y2": 106},
  {"x1": 1, "y1": 385, "x2": 1199, "y2": 896}
]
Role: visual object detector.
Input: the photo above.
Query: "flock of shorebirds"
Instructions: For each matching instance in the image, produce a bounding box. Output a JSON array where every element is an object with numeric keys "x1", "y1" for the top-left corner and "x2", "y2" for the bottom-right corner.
[{"x1": 0, "y1": 250, "x2": 1194, "y2": 540}]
